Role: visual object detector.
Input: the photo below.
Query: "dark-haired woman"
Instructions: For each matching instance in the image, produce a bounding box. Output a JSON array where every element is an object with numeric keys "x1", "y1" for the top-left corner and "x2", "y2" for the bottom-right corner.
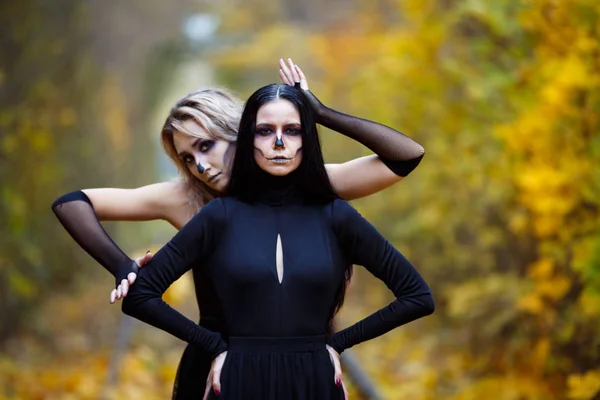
[
  {"x1": 118, "y1": 83, "x2": 434, "y2": 399},
  {"x1": 52, "y1": 60, "x2": 427, "y2": 399}
]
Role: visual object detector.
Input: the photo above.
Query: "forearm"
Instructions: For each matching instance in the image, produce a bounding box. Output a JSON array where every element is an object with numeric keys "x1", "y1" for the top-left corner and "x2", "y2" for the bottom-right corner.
[
  {"x1": 122, "y1": 286, "x2": 227, "y2": 358},
  {"x1": 52, "y1": 190, "x2": 136, "y2": 283},
  {"x1": 328, "y1": 292, "x2": 434, "y2": 354},
  {"x1": 305, "y1": 90, "x2": 424, "y2": 176},
  {"x1": 331, "y1": 199, "x2": 435, "y2": 353},
  {"x1": 121, "y1": 198, "x2": 227, "y2": 357}
]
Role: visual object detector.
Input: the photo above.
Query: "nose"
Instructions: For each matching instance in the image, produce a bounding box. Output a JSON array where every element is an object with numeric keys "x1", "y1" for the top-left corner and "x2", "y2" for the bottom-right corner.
[{"x1": 274, "y1": 133, "x2": 284, "y2": 149}]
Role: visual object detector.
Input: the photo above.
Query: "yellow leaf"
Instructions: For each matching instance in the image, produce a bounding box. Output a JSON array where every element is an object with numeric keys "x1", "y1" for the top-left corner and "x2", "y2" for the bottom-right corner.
[
  {"x1": 532, "y1": 339, "x2": 550, "y2": 371},
  {"x1": 567, "y1": 370, "x2": 600, "y2": 400},
  {"x1": 578, "y1": 292, "x2": 600, "y2": 317},
  {"x1": 517, "y1": 292, "x2": 545, "y2": 314},
  {"x1": 528, "y1": 258, "x2": 554, "y2": 280},
  {"x1": 536, "y1": 274, "x2": 571, "y2": 302}
]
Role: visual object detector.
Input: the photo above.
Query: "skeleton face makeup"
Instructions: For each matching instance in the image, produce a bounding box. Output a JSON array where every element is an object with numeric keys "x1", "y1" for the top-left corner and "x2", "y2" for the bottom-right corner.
[
  {"x1": 173, "y1": 120, "x2": 235, "y2": 193},
  {"x1": 253, "y1": 99, "x2": 303, "y2": 177}
]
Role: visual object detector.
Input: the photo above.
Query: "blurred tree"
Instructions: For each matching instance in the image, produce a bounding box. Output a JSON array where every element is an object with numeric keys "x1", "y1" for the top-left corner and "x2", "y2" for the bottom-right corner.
[
  {"x1": 2, "y1": 0, "x2": 599, "y2": 398},
  {"x1": 207, "y1": 0, "x2": 600, "y2": 398},
  {"x1": 0, "y1": 0, "x2": 192, "y2": 344}
]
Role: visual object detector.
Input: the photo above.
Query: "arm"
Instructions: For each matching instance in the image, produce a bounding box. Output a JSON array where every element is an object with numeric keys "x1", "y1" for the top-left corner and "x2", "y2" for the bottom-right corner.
[
  {"x1": 51, "y1": 182, "x2": 194, "y2": 288},
  {"x1": 325, "y1": 156, "x2": 400, "y2": 201},
  {"x1": 121, "y1": 199, "x2": 228, "y2": 359},
  {"x1": 304, "y1": 87, "x2": 424, "y2": 175},
  {"x1": 328, "y1": 199, "x2": 434, "y2": 354},
  {"x1": 279, "y1": 59, "x2": 424, "y2": 198},
  {"x1": 83, "y1": 181, "x2": 194, "y2": 229},
  {"x1": 52, "y1": 190, "x2": 139, "y2": 287}
]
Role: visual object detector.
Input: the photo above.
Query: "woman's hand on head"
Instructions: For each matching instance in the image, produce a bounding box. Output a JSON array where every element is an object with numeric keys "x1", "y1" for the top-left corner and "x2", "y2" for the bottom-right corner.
[
  {"x1": 279, "y1": 58, "x2": 309, "y2": 91},
  {"x1": 109, "y1": 251, "x2": 153, "y2": 304}
]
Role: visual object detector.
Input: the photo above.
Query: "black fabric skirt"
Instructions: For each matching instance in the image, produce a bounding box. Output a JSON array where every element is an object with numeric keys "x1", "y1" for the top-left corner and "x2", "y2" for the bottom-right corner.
[
  {"x1": 172, "y1": 318, "x2": 222, "y2": 400},
  {"x1": 172, "y1": 343, "x2": 211, "y2": 400},
  {"x1": 207, "y1": 335, "x2": 344, "y2": 400}
]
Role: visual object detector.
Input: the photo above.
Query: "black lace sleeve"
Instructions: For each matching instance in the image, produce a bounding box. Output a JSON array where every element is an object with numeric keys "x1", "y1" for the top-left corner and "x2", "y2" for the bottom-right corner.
[
  {"x1": 303, "y1": 89, "x2": 424, "y2": 176},
  {"x1": 52, "y1": 190, "x2": 138, "y2": 287}
]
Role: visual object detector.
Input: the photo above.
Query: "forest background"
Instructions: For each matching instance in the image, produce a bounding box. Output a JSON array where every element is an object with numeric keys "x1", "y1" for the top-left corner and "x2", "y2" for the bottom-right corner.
[{"x1": 1, "y1": 0, "x2": 599, "y2": 399}]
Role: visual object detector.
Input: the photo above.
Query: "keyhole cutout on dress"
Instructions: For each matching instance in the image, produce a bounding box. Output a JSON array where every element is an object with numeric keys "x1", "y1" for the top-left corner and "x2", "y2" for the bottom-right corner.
[{"x1": 276, "y1": 234, "x2": 284, "y2": 284}]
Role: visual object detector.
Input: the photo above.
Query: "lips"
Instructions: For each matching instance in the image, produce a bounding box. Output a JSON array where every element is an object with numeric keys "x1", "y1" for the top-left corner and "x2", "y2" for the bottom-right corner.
[
  {"x1": 208, "y1": 172, "x2": 221, "y2": 183},
  {"x1": 266, "y1": 155, "x2": 292, "y2": 163}
]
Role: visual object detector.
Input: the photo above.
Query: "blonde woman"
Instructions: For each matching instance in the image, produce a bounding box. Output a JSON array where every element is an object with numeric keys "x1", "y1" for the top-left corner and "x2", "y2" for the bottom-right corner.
[{"x1": 52, "y1": 59, "x2": 424, "y2": 399}]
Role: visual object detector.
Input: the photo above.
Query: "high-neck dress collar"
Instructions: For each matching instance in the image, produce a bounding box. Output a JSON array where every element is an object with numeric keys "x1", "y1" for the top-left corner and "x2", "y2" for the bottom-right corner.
[{"x1": 254, "y1": 169, "x2": 303, "y2": 207}]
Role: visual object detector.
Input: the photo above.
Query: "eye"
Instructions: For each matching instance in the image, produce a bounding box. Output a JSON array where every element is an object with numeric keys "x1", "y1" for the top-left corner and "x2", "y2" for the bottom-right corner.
[
  {"x1": 199, "y1": 140, "x2": 214, "y2": 153},
  {"x1": 285, "y1": 127, "x2": 301, "y2": 136},
  {"x1": 255, "y1": 127, "x2": 273, "y2": 137},
  {"x1": 181, "y1": 154, "x2": 195, "y2": 164}
]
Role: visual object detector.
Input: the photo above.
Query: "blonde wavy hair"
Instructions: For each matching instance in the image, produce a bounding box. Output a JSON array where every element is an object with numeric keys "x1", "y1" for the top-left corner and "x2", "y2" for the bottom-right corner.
[{"x1": 161, "y1": 88, "x2": 243, "y2": 211}]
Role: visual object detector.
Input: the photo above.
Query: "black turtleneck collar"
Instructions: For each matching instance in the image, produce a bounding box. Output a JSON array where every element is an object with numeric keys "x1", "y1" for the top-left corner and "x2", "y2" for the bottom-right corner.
[{"x1": 253, "y1": 168, "x2": 303, "y2": 206}]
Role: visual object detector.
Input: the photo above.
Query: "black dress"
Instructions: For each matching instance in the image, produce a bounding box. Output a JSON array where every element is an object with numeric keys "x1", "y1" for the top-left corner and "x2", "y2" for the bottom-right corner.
[
  {"x1": 172, "y1": 277, "x2": 224, "y2": 399},
  {"x1": 121, "y1": 178, "x2": 434, "y2": 400}
]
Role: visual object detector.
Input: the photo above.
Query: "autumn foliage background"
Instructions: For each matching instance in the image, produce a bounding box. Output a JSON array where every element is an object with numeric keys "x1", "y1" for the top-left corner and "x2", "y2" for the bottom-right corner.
[{"x1": 1, "y1": 0, "x2": 600, "y2": 399}]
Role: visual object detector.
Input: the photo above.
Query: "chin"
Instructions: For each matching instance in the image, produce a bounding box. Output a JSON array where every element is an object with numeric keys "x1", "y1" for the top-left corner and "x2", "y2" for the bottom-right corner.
[
  {"x1": 212, "y1": 179, "x2": 228, "y2": 194},
  {"x1": 264, "y1": 166, "x2": 296, "y2": 176}
]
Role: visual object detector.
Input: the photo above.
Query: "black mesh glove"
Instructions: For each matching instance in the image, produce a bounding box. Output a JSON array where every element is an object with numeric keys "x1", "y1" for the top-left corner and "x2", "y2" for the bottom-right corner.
[{"x1": 52, "y1": 191, "x2": 138, "y2": 287}]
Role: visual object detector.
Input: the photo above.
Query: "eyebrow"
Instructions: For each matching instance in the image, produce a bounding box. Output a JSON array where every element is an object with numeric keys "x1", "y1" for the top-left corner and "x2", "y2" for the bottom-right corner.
[{"x1": 255, "y1": 122, "x2": 301, "y2": 127}]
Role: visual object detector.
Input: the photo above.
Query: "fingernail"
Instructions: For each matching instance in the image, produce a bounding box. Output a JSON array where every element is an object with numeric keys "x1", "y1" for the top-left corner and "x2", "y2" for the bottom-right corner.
[
  {"x1": 146, "y1": 250, "x2": 150, "y2": 254},
  {"x1": 215, "y1": 388, "x2": 220, "y2": 396},
  {"x1": 336, "y1": 378, "x2": 341, "y2": 387}
]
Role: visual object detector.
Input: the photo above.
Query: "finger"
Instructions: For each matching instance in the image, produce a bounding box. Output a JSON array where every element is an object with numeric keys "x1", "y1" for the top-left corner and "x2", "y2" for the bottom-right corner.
[
  {"x1": 143, "y1": 251, "x2": 153, "y2": 265},
  {"x1": 294, "y1": 65, "x2": 309, "y2": 90},
  {"x1": 116, "y1": 285, "x2": 122, "y2": 300},
  {"x1": 279, "y1": 69, "x2": 292, "y2": 86},
  {"x1": 135, "y1": 251, "x2": 152, "y2": 267},
  {"x1": 212, "y1": 354, "x2": 225, "y2": 397},
  {"x1": 287, "y1": 58, "x2": 300, "y2": 82},
  {"x1": 202, "y1": 373, "x2": 212, "y2": 400},
  {"x1": 212, "y1": 368, "x2": 221, "y2": 397},
  {"x1": 342, "y1": 380, "x2": 349, "y2": 400},
  {"x1": 127, "y1": 272, "x2": 137, "y2": 285},
  {"x1": 110, "y1": 289, "x2": 117, "y2": 304},
  {"x1": 327, "y1": 346, "x2": 343, "y2": 385},
  {"x1": 121, "y1": 279, "x2": 129, "y2": 297},
  {"x1": 332, "y1": 356, "x2": 343, "y2": 385},
  {"x1": 279, "y1": 58, "x2": 295, "y2": 85}
]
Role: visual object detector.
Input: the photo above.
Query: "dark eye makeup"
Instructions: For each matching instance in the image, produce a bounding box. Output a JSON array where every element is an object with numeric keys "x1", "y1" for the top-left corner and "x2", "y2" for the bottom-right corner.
[
  {"x1": 179, "y1": 139, "x2": 215, "y2": 164},
  {"x1": 198, "y1": 140, "x2": 214, "y2": 153},
  {"x1": 255, "y1": 127, "x2": 273, "y2": 137},
  {"x1": 255, "y1": 124, "x2": 301, "y2": 137},
  {"x1": 285, "y1": 127, "x2": 301, "y2": 136},
  {"x1": 181, "y1": 154, "x2": 195, "y2": 164}
]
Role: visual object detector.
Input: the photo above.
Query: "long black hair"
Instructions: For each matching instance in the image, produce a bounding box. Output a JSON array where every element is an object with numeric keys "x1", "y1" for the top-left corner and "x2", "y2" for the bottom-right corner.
[
  {"x1": 226, "y1": 83, "x2": 352, "y2": 334},
  {"x1": 227, "y1": 84, "x2": 338, "y2": 204}
]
